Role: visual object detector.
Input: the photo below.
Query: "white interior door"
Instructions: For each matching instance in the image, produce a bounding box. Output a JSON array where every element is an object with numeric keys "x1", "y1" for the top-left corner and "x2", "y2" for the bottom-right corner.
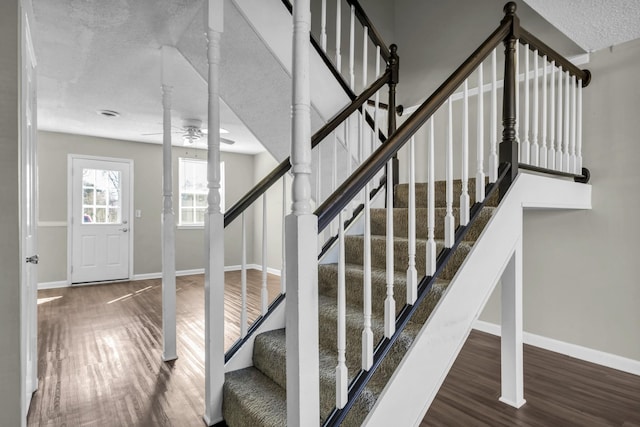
[
  {"x1": 20, "y1": 7, "x2": 38, "y2": 413},
  {"x1": 70, "y1": 157, "x2": 132, "y2": 284}
]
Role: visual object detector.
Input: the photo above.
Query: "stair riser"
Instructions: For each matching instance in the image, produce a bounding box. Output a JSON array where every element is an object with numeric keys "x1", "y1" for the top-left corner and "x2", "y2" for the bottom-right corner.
[
  {"x1": 370, "y1": 207, "x2": 493, "y2": 241},
  {"x1": 344, "y1": 236, "x2": 472, "y2": 281},
  {"x1": 395, "y1": 179, "x2": 498, "y2": 209}
]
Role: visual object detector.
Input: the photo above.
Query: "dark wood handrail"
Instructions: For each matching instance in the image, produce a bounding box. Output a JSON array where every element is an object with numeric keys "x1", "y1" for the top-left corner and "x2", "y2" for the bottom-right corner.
[
  {"x1": 519, "y1": 27, "x2": 591, "y2": 86},
  {"x1": 316, "y1": 19, "x2": 512, "y2": 231},
  {"x1": 224, "y1": 70, "x2": 390, "y2": 227}
]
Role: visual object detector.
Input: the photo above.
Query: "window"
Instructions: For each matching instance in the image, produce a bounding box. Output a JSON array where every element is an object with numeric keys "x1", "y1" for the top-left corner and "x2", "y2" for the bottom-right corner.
[
  {"x1": 82, "y1": 168, "x2": 122, "y2": 224},
  {"x1": 178, "y1": 158, "x2": 225, "y2": 226}
]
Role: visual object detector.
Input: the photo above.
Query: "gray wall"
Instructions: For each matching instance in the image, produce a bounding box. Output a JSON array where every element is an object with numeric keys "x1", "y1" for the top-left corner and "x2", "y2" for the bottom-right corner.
[
  {"x1": 0, "y1": 0, "x2": 23, "y2": 424},
  {"x1": 479, "y1": 39, "x2": 640, "y2": 361},
  {"x1": 37, "y1": 131, "x2": 258, "y2": 282}
]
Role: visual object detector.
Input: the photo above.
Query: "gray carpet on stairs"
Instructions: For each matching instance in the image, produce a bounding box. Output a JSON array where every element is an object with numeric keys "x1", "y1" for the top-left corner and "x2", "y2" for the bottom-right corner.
[{"x1": 222, "y1": 178, "x2": 498, "y2": 426}]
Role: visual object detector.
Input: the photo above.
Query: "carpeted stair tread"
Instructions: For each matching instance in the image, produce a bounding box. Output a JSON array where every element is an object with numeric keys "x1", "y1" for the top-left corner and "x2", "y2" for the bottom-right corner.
[
  {"x1": 344, "y1": 234, "x2": 474, "y2": 280},
  {"x1": 223, "y1": 367, "x2": 287, "y2": 427},
  {"x1": 224, "y1": 178, "x2": 500, "y2": 427},
  {"x1": 253, "y1": 329, "x2": 287, "y2": 390},
  {"x1": 394, "y1": 178, "x2": 498, "y2": 209},
  {"x1": 318, "y1": 262, "x2": 450, "y2": 320},
  {"x1": 370, "y1": 206, "x2": 495, "y2": 241}
]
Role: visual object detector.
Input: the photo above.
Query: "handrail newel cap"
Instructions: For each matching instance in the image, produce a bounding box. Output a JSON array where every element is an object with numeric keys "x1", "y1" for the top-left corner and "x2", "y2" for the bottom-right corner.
[
  {"x1": 581, "y1": 69, "x2": 592, "y2": 87},
  {"x1": 502, "y1": 2, "x2": 520, "y2": 39},
  {"x1": 388, "y1": 44, "x2": 399, "y2": 85}
]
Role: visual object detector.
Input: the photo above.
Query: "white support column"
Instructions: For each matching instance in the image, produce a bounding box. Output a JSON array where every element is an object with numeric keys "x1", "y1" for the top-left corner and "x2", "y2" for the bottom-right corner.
[
  {"x1": 406, "y1": 136, "x2": 417, "y2": 304},
  {"x1": 499, "y1": 238, "x2": 526, "y2": 409},
  {"x1": 203, "y1": 1, "x2": 225, "y2": 424},
  {"x1": 160, "y1": 48, "x2": 177, "y2": 363},
  {"x1": 489, "y1": 49, "x2": 498, "y2": 183},
  {"x1": 460, "y1": 79, "x2": 470, "y2": 226},
  {"x1": 286, "y1": 0, "x2": 320, "y2": 424}
]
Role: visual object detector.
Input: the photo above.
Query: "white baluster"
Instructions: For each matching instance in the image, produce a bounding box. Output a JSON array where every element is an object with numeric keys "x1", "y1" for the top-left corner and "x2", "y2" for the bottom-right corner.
[
  {"x1": 320, "y1": 0, "x2": 327, "y2": 51},
  {"x1": 556, "y1": 66, "x2": 563, "y2": 170},
  {"x1": 332, "y1": 132, "x2": 338, "y2": 236},
  {"x1": 540, "y1": 55, "x2": 548, "y2": 168},
  {"x1": 522, "y1": 45, "x2": 530, "y2": 164},
  {"x1": 548, "y1": 62, "x2": 556, "y2": 168},
  {"x1": 336, "y1": 210, "x2": 348, "y2": 408},
  {"x1": 384, "y1": 160, "x2": 395, "y2": 338},
  {"x1": 362, "y1": 179, "x2": 373, "y2": 370},
  {"x1": 489, "y1": 49, "x2": 498, "y2": 183},
  {"x1": 570, "y1": 75, "x2": 577, "y2": 173},
  {"x1": 349, "y1": 5, "x2": 355, "y2": 89},
  {"x1": 577, "y1": 81, "x2": 583, "y2": 173},
  {"x1": 426, "y1": 118, "x2": 436, "y2": 276},
  {"x1": 241, "y1": 212, "x2": 248, "y2": 338},
  {"x1": 363, "y1": 27, "x2": 369, "y2": 86},
  {"x1": 281, "y1": 176, "x2": 286, "y2": 294},
  {"x1": 374, "y1": 45, "x2": 381, "y2": 143},
  {"x1": 316, "y1": 146, "x2": 321, "y2": 206},
  {"x1": 261, "y1": 193, "x2": 268, "y2": 315},
  {"x1": 476, "y1": 63, "x2": 485, "y2": 202},
  {"x1": 563, "y1": 72, "x2": 570, "y2": 172},
  {"x1": 407, "y1": 136, "x2": 417, "y2": 304},
  {"x1": 461, "y1": 79, "x2": 470, "y2": 226},
  {"x1": 445, "y1": 98, "x2": 455, "y2": 248},
  {"x1": 531, "y1": 50, "x2": 539, "y2": 166},
  {"x1": 335, "y1": 0, "x2": 341, "y2": 72}
]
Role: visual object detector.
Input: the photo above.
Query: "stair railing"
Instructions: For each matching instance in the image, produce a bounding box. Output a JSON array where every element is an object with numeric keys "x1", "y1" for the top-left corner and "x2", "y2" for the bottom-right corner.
[
  {"x1": 316, "y1": 3, "x2": 591, "y2": 424},
  {"x1": 223, "y1": 1, "x2": 398, "y2": 358}
]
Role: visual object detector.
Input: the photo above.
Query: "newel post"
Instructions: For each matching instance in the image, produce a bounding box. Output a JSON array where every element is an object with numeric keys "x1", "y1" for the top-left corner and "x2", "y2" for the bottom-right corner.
[
  {"x1": 387, "y1": 44, "x2": 400, "y2": 197},
  {"x1": 499, "y1": 2, "x2": 519, "y2": 198},
  {"x1": 203, "y1": 0, "x2": 225, "y2": 424},
  {"x1": 286, "y1": 0, "x2": 320, "y2": 425}
]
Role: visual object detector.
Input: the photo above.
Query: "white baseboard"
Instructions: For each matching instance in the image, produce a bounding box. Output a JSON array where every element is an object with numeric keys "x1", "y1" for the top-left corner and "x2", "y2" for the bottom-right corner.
[
  {"x1": 225, "y1": 264, "x2": 282, "y2": 276},
  {"x1": 40, "y1": 266, "x2": 282, "y2": 290},
  {"x1": 38, "y1": 280, "x2": 68, "y2": 290},
  {"x1": 473, "y1": 320, "x2": 640, "y2": 376}
]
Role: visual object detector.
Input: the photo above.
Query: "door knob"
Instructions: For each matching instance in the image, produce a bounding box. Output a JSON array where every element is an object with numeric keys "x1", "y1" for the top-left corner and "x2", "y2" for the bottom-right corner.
[
  {"x1": 119, "y1": 228, "x2": 129, "y2": 232},
  {"x1": 26, "y1": 255, "x2": 39, "y2": 264}
]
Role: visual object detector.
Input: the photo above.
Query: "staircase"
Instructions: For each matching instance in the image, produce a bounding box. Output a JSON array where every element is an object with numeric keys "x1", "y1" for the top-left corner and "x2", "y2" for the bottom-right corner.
[
  {"x1": 210, "y1": 1, "x2": 593, "y2": 425},
  {"x1": 223, "y1": 179, "x2": 497, "y2": 426}
]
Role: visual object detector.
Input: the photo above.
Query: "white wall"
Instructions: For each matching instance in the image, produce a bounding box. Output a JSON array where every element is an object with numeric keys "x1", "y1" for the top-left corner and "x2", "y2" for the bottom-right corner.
[
  {"x1": 0, "y1": 0, "x2": 24, "y2": 424},
  {"x1": 480, "y1": 39, "x2": 640, "y2": 362},
  {"x1": 37, "y1": 131, "x2": 259, "y2": 283}
]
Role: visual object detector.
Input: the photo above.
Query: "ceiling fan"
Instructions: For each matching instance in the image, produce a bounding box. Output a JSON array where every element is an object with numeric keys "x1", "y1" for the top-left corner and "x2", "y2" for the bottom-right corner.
[{"x1": 142, "y1": 118, "x2": 235, "y2": 145}]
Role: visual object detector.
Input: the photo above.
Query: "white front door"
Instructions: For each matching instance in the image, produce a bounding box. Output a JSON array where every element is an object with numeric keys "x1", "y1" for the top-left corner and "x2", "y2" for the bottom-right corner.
[
  {"x1": 20, "y1": 7, "x2": 38, "y2": 411},
  {"x1": 70, "y1": 157, "x2": 132, "y2": 283}
]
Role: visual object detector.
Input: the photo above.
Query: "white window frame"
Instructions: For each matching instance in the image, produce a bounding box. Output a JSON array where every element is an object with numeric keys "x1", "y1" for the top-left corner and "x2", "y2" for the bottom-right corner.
[{"x1": 178, "y1": 158, "x2": 225, "y2": 227}]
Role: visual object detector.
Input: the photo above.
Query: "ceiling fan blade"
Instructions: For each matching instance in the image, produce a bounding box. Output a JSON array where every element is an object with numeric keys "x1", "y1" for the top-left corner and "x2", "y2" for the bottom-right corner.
[
  {"x1": 141, "y1": 130, "x2": 182, "y2": 136},
  {"x1": 221, "y1": 137, "x2": 235, "y2": 145}
]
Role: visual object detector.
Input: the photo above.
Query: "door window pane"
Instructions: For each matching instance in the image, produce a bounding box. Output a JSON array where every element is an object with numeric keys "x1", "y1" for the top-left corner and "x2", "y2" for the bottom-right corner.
[{"x1": 82, "y1": 168, "x2": 122, "y2": 224}]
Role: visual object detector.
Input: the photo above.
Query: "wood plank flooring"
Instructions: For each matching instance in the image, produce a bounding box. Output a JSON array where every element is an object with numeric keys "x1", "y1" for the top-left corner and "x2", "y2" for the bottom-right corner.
[
  {"x1": 29, "y1": 275, "x2": 639, "y2": 426},
  {"x1": 28, "y1": 271, "x2": 281, "y2": 427},
  {"x1": 423, "y1": 331, "x2": 640, "y2": 426}
]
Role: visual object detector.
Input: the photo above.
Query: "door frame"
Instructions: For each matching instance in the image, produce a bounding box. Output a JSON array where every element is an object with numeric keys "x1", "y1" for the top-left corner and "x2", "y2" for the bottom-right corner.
[
  {"x1": 20, "y1": 0, "x2": 38, "y2": 416},
  {"x1": 67, "y1": 154, "x2": 135, "y2": 285}
]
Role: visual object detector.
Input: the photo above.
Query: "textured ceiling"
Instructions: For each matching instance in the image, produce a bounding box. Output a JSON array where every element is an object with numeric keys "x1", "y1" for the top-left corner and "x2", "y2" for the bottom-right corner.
[
  {"x1": 32, "y1": 0, "x2": 266, "y2": 154},
  {"x1": 523, "y1": 0, "x2": 640, "y2": 52}
]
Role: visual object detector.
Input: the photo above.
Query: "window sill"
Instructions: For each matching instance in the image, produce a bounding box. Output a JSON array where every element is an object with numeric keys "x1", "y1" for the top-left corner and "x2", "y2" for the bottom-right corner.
[{"x1": 177, "y1": 224, "x2": 205, "y2": 230}]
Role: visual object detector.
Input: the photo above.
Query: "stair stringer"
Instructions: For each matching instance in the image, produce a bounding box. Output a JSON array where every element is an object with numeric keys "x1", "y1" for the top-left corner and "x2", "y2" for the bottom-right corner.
[{"x1": 363, "y1": 173, "x2": 592, "y2": 427}]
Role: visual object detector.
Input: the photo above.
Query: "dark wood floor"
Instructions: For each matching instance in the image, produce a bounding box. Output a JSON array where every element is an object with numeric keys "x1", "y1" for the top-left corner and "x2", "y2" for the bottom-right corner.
[
  {"x1": 28, "y1": 271, "x2": 281, "y2": 427},
  {"x1": 29, "y1": 274, "x2": 639, "y2": 426},
  {"x1": 423, "y1": 331, "x2": 640, "y2": 426}
]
